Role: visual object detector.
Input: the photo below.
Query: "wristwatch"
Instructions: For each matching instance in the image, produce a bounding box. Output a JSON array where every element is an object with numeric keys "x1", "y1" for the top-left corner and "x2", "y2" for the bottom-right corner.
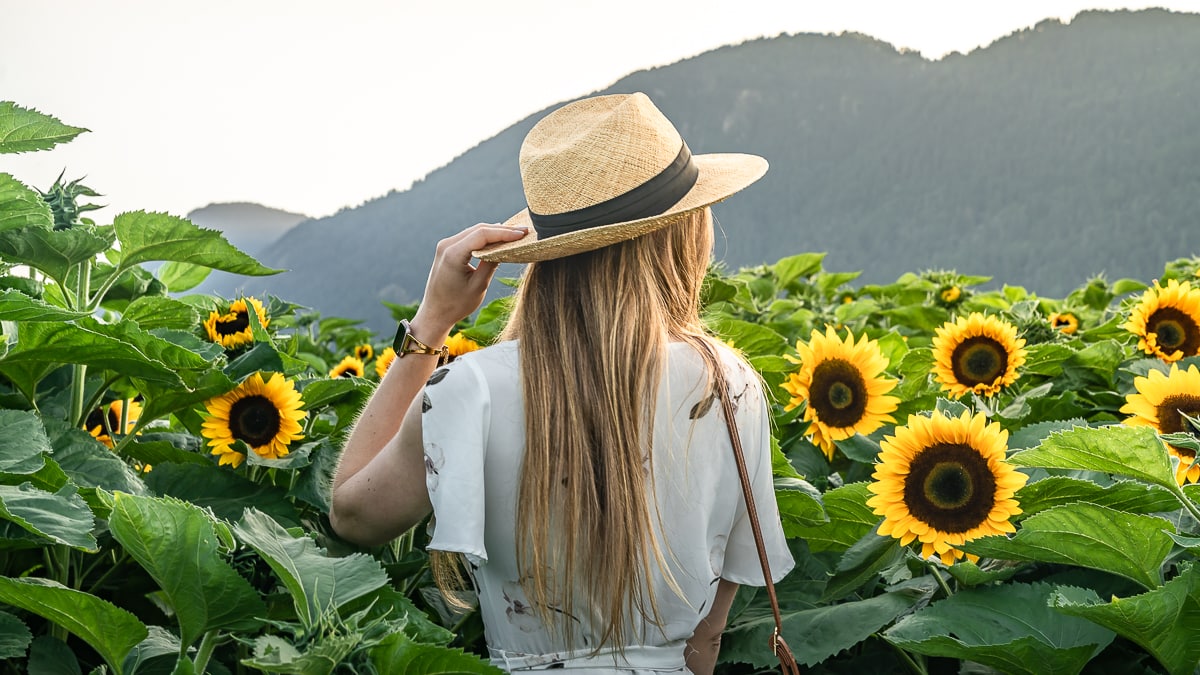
[{"x1": 392, "y1": 319, "x2": 450, "y2": 362}]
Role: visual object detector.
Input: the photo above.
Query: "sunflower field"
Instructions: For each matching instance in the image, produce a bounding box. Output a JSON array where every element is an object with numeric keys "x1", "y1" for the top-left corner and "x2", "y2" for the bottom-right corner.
[{"x1": 3, "y1": 102, "x2": 1200, "y2": 675}]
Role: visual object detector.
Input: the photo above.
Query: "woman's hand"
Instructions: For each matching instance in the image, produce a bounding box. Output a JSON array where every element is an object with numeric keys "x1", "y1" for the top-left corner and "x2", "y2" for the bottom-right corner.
[{"x1": 412, "y1": 223, "x2": 528, "y2": 335}]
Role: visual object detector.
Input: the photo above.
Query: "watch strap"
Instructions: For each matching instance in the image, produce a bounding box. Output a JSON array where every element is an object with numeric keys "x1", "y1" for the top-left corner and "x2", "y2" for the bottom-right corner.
[{"x1": 394, "y1": 319, "x2": 450, "y2": 361}]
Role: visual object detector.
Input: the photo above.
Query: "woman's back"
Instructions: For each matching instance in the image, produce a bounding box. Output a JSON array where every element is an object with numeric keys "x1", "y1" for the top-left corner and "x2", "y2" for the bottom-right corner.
[{"x1": 422, "y1": 340, "x2": 792, "y2": 670}]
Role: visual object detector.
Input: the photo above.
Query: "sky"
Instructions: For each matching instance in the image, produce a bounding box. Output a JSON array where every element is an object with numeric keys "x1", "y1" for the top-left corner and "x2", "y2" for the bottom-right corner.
[{"x1": 5, "y1": 0, "x2": 1200, "y2": 222}]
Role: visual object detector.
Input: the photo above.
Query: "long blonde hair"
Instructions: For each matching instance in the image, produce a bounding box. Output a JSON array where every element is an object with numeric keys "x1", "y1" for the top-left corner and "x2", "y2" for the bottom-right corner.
[{"x1": 488, "y1": 207, "x2": 726, "y2": 650}]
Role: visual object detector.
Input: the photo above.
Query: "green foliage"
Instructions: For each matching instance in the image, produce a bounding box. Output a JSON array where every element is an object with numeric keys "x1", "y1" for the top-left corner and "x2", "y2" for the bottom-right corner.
[
  {"x1": 3, "y1": 97, "x2": 1200, "y2": 674},
  {"x1": 884, "y1": 583, "x2": 1114, "y2": 675},
  {"x1": 109, "y1": 493, "x2": 267, "y2": 649},
  {"x1": 0, "y1": 102, "x2": 88, "y2": 154}
]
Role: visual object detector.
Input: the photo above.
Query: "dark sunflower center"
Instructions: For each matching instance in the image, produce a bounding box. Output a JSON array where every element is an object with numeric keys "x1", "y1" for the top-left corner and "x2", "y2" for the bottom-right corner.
[
  {"x1": 1156, "y1": 394, "x2": 1200, "y2": 459},
  {"x1": 1147, "y1": 307, "x2": 1200, "y2": 356},
  {"x1": 950, "y1": 337, "x2": 1008, "y2": 386},
  {"x1": 337, "y1": 366, "x2": 359, "y2": 378},
  {"x1": 1053, "y1": 316, "x2": 1073, "y2": 328},
  {"x1": 228, "y1": 395, "x2": 282, "y2": 447},
  {"x1": 215, "y1": 310, "x2": 250, "y2": 337},
  {"x1": 809, "y1": 359, "x2": 868, "y2": 428},
  {"x1": 84, "y1": 408, "x2": 110, "y2": 433},
  {"x1": 903, "y1": 442, "x2": 996, "y2": 534}
]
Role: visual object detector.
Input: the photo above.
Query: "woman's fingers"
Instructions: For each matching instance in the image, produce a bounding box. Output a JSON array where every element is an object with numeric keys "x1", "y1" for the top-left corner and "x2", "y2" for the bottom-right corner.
[
  {"x1": 416, "y1": 223, "x2": 528, "y2": 331},
  {"x1": 440, "y1": 223, "x2": 527, "y2": 265}
]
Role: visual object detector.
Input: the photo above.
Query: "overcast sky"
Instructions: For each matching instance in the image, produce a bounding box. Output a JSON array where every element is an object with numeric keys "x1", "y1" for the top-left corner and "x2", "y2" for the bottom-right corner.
[{"x1": 4, "y1": 1, "x2": 1199, "y2": 221}]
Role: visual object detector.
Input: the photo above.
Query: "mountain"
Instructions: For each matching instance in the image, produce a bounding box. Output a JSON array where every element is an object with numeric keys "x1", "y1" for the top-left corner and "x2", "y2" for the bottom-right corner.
[
  {"x1": 184, "y1": 202, "x2": 309, "y2": 296},
  {"x1": 214, "y1": 9, "x2": 1200, "y2": 334}
]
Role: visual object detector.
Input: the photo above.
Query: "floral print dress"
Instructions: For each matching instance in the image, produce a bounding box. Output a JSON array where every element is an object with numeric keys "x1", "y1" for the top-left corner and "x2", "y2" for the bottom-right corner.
[{"x1": 421, "y1": 341, "x2": 794, "y2": 673}]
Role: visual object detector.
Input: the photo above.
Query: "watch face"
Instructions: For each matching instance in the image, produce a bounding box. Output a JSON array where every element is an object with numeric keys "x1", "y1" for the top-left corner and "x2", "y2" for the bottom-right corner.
[{"x1": 392, "y1": 320, "x2": 410, "y2": 353}]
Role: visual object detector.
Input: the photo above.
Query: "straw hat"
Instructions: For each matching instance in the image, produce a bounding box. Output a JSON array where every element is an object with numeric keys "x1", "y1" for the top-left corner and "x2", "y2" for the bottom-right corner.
[{"x1": 474, "y1": 92, "x2": 768, "y2": 263}]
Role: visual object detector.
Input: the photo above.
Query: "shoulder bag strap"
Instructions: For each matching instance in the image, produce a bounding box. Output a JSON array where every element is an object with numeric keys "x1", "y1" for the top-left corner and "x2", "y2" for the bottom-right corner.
[{"x1": 714, "y1": 370, "x2": 800, "y2": 674}]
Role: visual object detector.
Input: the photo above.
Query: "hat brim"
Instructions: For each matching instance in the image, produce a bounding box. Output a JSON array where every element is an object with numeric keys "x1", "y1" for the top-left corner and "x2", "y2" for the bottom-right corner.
[{"x1": 474, "y1": 153, "x2": 768, "y2": 263}]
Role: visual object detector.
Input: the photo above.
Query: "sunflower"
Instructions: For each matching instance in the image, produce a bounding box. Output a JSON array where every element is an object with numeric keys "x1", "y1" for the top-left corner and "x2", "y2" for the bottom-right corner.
[
  {"x1": 867, "y1": 410, "x2": 1028, "y2": 564},
  {"x1": 1121, "y1": 363, "x2": 1200, "y2": 485},
  {"x1": 446, "y1": 333, "x2": 482, "y2": 362},
  {"x1": 203, "y1": 297, "x2": 270, "y2": 350},
  {"x1": 375, "y1": 346, "x2": 396, "y2": 378},
  {"x1": 354, "y1": 344, "x2": 374, "y2": 361},
  {"x1": 201, "y1": 372, "x2": 306, "y2": 468},
  {"x1": 1049, "y1": 312, "x2": 1079, "y2": 335},
  {"x1": 85, "y1": 399, "x2": 142, "y2": 448},
  {"x1": 932, "y1": 313, "x2": 1026, "y2": 398},
  {"x1": 781, "y1": 326, "x2": 900, "y2": 461},
  {"x1": 329, "y1": 356, "x2": 365, "y2": 379},
  {"x1": 1123, "y1": 279, "x2": 1200, "y2": 362},
  {"x1": 939, "y1": 285, "x2": 962, "y2": 304}
]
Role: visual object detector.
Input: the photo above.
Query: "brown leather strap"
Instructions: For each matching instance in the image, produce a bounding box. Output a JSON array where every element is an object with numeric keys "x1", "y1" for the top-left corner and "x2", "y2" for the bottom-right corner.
[{"x1": 715, "y1": 370, "x2": 800, "y2": 675}]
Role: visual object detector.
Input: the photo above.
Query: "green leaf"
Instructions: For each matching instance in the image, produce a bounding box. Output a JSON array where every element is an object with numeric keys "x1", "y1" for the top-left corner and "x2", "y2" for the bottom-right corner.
[
  {"x1": 0, "y1": 225, "x2": 114, "y2": 282},
  {"x1": 881, "y1": 305, "x2": 950, "y2": 333},
  {"x1": 107, "y1": 493, "x2": 266, "y2": 648},
  {"x1": 1021, "y1": 343, "x2": 1074, "y2": 377},
  {"x1": 143, "y1": 462, "x2": 301, "y2": 528},
  {"x1": 288, "y1": 438, "x2": 339, "y2": 513},
  {"x1": 113, "y1": 211, "x2": 281, "y2": 275},
  {"x1": 120, "y1": 626, "x2": 180, "y2": 675},
  {"x1": 944, "y1": 560, "x2": 1023, "y2": 587},
  {"x1": 834, "y1": 433, "x2": 881, "y2": 463},
  {"x1": 710, "y1": 318, "x2": 787, "y2": 356},
  {"x1": 48, "y1": 427, "x2": 148, "y2": 496},
  {"x1": 233, "y1": 509, "x2": 389, "y2": 629},
  {"x1": 0, "y1": 318, "x2": 200, "y2": 397},
  {"x1": 772, "y1": 252, "x2": 825, "y2": 287},
  {"x1": 884, "y1": 582, "x2": 1113, "y2": 675},
  {"x1": 297, "y1": 378, "x2": 371, "y2": 410},
  {"x1": 0, "y1": 289, "x2": 86, "y2": 322},
  {"x1": 1052, "y1": 564, "x2": 1200, "y2": 675},
  {"x1": 369, "y1": 632, "x2": 504, "y2": 674},
  {"x1": 120, "y1": 296, "x2": 200, "y2": 331},
  {"x1": 225, "y1": 342, "x2": 285, "y2": 382},
  {"x1": 786, "y1": 482, "x2": 878, "y2": 552},
  {"x1": 1010, "y1": 425, "x2": 1180, "y2": 494},
  {"x1": 136, "y1": 369, "x2": 237, "y2": 430},
  {"x1": 1008, "y1": 418, "x2": 1089, "y2": 451},
  {"x1": 242, "y1": 634, "x2": 339, "y2": 674},
  {"x1": 155, "y1": 261, "x2": 212, "y2": 293},
  {"x1": 959, "y1": 503, "x2": 1173, "y2": 590},
  {"x1": 822, "y1": 528, "x2": 903, "y2": 601},
  {"x1": 28, "y1": 635, "x2": 82, "y2": 675},
  {"x1": 0, "y1": 102, "x2": 88, "y2": 153},
  {"x1": 0, "y1": 409, "x2": 50, "y2": 475},
  {"x1": 0, "y1": 174, "x2": 53, "y2": 232},
  {"x1": 724, "y1": 590, "x2": 917, "y2": 668},
  {"x1": 1016, "y1": 476, "x2": 1180, "y2": 520},
  {"x1": 775, "y1": 476, "x2": 826, "y2": 536},
  {"x1": 0, "y1": 483, "x2": 96, "y2": 550},
  {"x1": 0, "y1": 609, "x2": 32, "y2": 658},
  {"x1": 0, "y1": 576, "x2": 147, "y2": 675},
  {"x1": 123, "y1": 440, "x2": 211, "y2": 468},
  {"x1": 1060, "y1": 340, "x2": 1125, "y2": 388}
]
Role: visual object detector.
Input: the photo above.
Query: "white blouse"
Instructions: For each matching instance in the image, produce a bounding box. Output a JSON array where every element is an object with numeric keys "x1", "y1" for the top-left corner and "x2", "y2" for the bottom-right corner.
[{"x1": 421, "y1": 340, "x2": 794, "y2": 673}]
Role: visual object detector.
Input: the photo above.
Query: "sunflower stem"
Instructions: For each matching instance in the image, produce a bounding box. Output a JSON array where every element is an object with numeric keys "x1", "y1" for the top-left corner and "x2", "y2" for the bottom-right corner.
[
  {"x1": 193, "y1": 629, "x2": 219, "y2": 674},
  {"x1": 68, "y1": 260, "x2": 92, "y2": 428},
  {"x1": 76, "y1": 374, "x2": 120, "y2": 429},
  {"x1": 1174, "y1": 486, "x2": 1200, "y2": 524},
  {"x1": 927, "y1": 562, "x2": 954, "y2": 597},
  {"x1": 885, "y1": 639, "x2": 929, "y2": 675}
]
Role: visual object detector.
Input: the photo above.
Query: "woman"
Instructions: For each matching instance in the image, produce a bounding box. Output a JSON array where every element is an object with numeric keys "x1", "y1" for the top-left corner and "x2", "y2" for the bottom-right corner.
[{"x1": 330, "y1": 93, "x2": 793, "y2": 673}]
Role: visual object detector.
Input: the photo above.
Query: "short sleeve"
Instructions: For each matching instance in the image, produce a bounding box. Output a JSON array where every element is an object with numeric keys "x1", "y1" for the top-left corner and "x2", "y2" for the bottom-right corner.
[
  {"x1": 719, "y1": 376, "x2": 795, "y2": 586},
  {"x1": 421, "y1": 357, "x2": 491, "y2": 566}
]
